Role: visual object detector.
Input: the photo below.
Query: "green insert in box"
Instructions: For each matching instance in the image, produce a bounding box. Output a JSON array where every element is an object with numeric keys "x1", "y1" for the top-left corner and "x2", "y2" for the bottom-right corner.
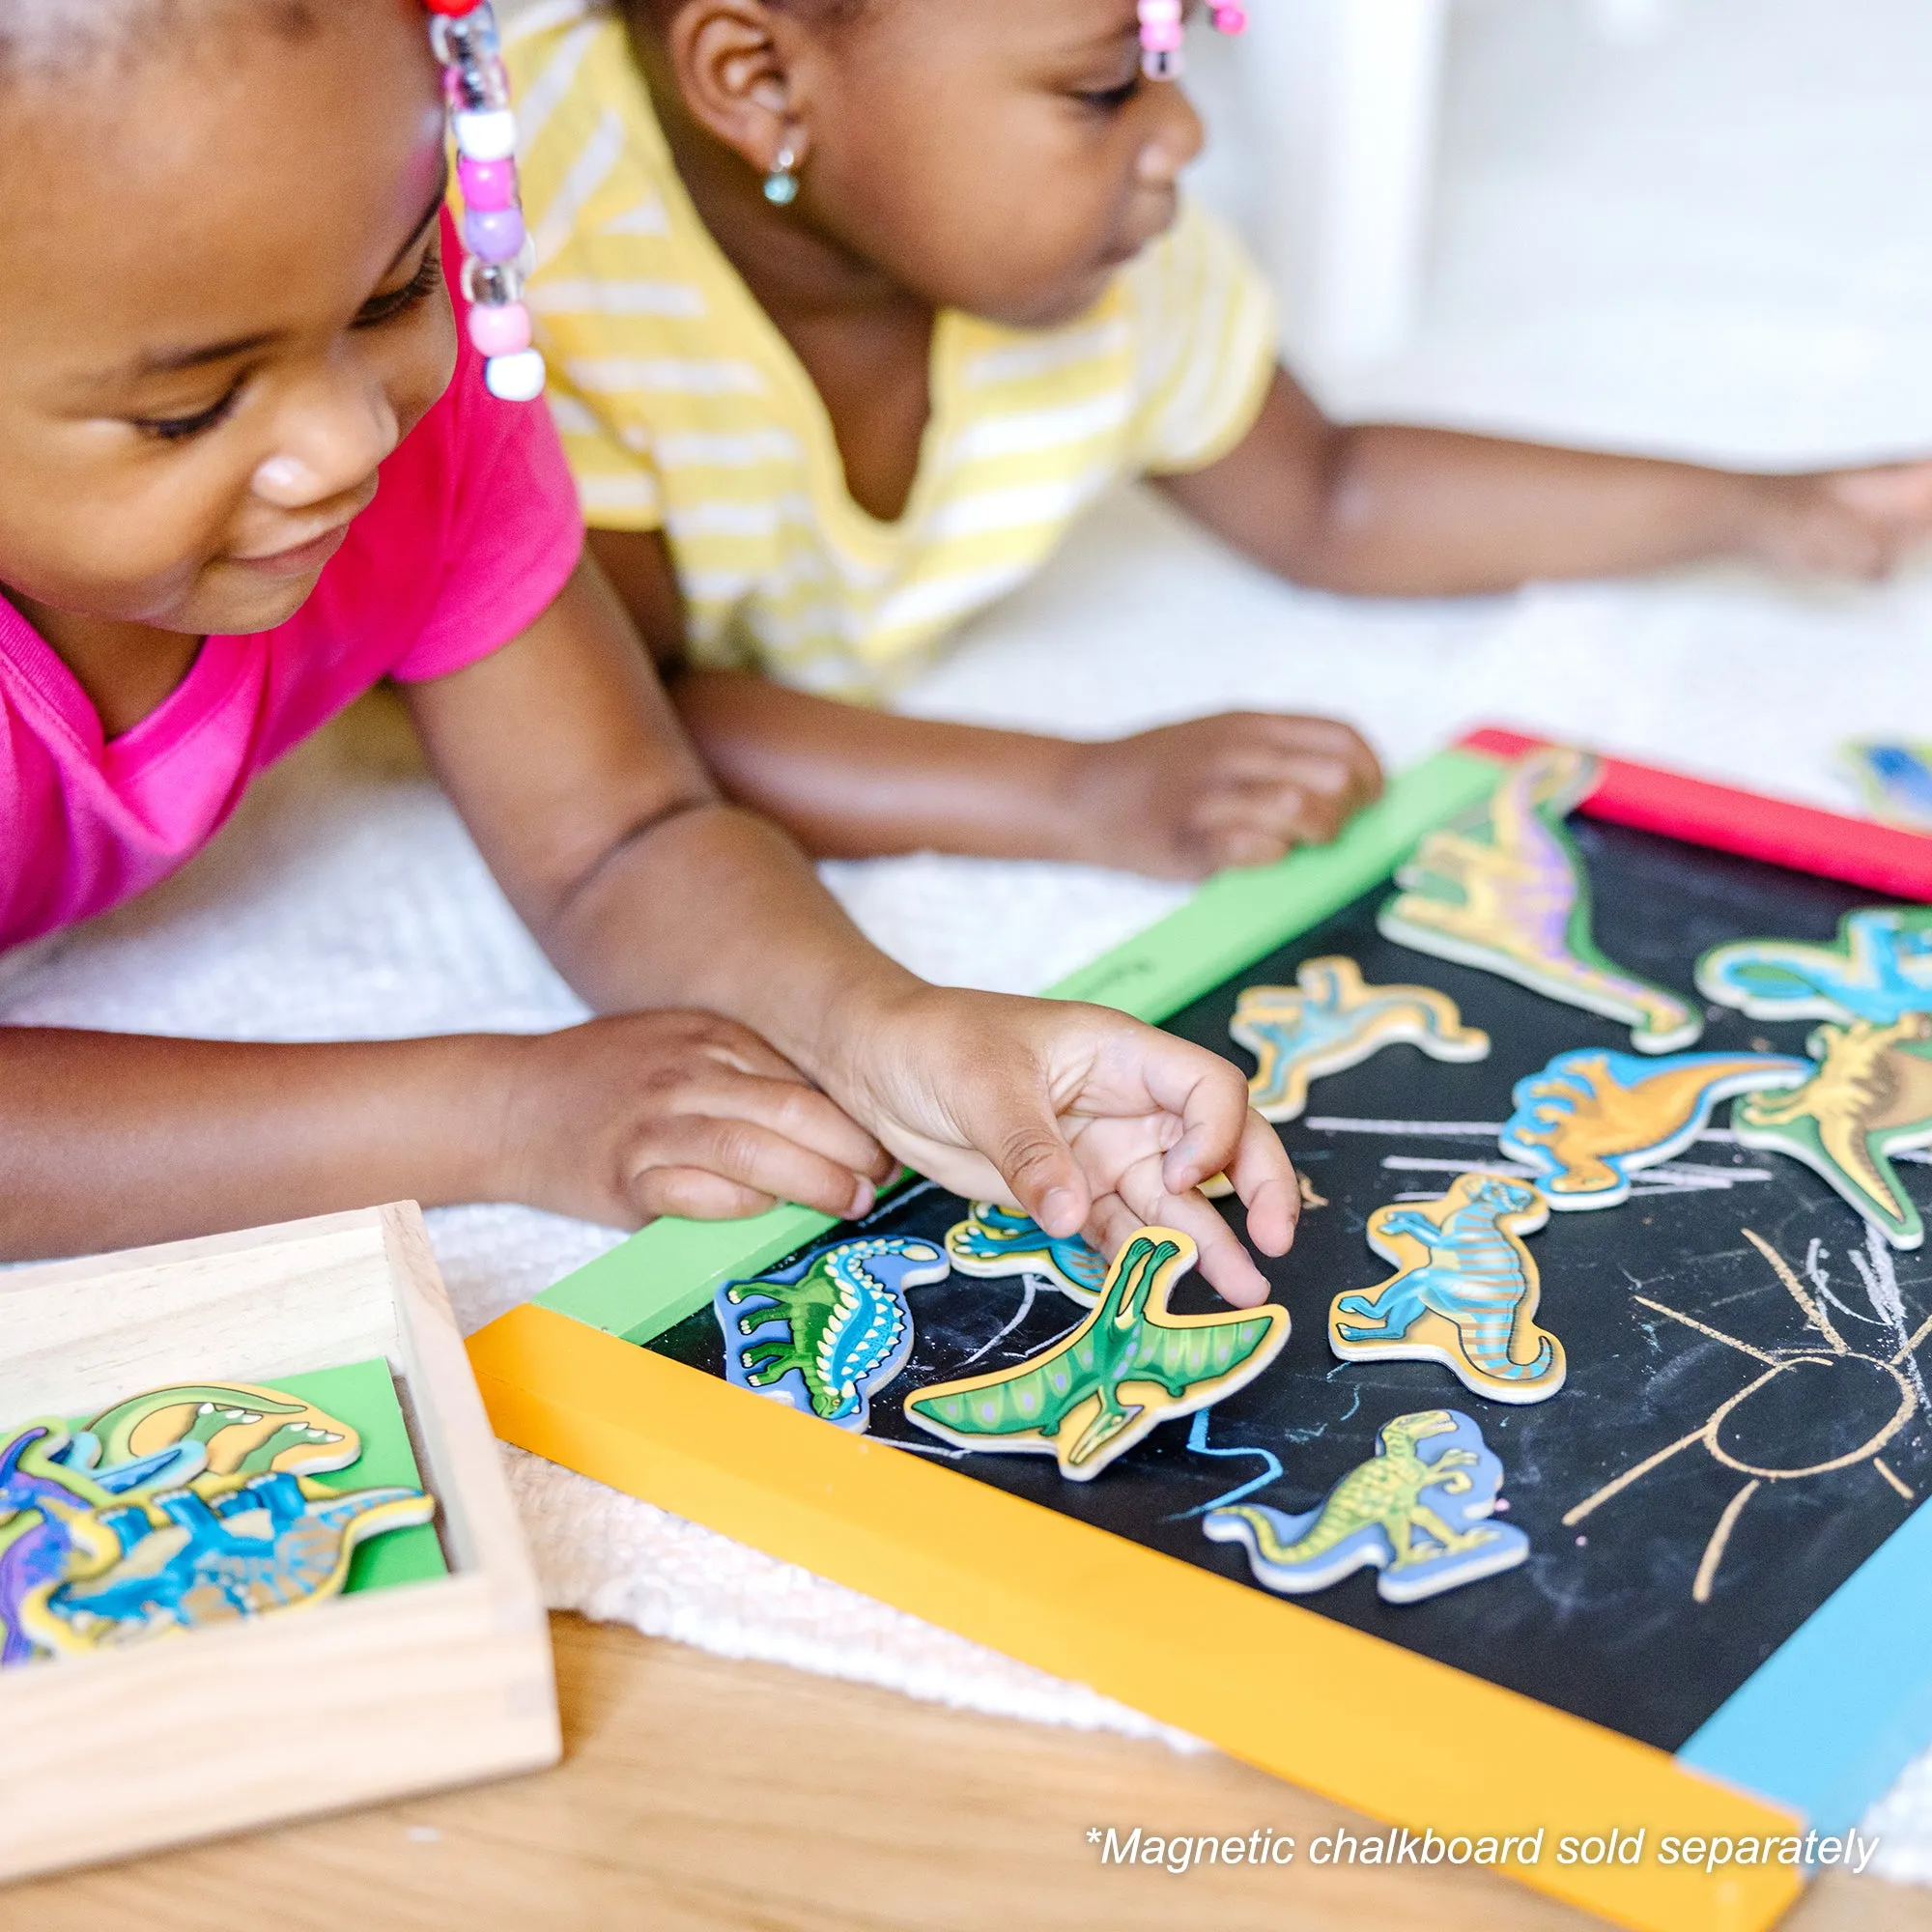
[{"x1": 56, "y1": 1354, "x2": 447, "y2": 1600}]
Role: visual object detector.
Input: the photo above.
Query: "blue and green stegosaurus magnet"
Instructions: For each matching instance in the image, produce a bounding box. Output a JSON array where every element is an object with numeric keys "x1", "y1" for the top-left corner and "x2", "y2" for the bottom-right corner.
[{"x1": 716, "y1": 1236, "x2": 951, "y2": 1431}]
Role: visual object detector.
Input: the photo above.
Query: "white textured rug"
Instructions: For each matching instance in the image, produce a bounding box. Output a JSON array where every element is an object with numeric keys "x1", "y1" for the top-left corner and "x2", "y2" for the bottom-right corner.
[{"x1": 10, "y1": 0, "x2": 1932, "y2": 1884}]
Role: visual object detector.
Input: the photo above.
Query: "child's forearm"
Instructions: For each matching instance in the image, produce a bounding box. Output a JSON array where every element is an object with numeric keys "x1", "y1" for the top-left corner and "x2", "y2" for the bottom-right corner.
[
  {"x1": 671, "y1": 669, "x2": 1096, "y2": 863},
  {"x1": 1160, "y1": 372, "x2": 1918, "y2": 596},
  {"x1": 526, "y1": 791, "x2": 954, "y2": 1094},
  {"x1": 1277, "y1": 427, "x2": 1764, "y2": 595},
  {"x1": 0, "y1": 1028, "x2": 510, "y2": 1260}
]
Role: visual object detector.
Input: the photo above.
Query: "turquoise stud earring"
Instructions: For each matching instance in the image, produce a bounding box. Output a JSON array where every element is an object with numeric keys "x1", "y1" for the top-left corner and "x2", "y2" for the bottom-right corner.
[{"x1": 763, "y1": 142, "x2": 800, "y2": 207}]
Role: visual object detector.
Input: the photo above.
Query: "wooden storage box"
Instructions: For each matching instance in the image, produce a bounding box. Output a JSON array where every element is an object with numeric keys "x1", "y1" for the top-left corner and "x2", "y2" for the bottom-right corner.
[{"x1": 0, "y1": 1203, "x2": 559, "y2": 1882}]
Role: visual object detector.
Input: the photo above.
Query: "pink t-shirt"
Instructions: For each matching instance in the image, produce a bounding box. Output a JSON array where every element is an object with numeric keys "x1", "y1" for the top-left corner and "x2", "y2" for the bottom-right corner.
[{"x1": 0, "y1": 245, "x2": 583, "y2": 953}]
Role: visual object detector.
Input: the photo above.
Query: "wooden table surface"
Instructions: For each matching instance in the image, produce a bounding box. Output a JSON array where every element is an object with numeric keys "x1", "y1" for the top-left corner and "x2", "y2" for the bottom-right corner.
[{"x1": 3, "y1": 1614, "x2": 1924, "y2": 1932}]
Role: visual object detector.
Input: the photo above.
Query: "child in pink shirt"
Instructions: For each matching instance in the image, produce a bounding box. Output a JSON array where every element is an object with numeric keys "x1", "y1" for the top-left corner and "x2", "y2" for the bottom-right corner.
[
  {"x1": 0, "y1": 213, "x2": 577, "y2": 948},
  {"x1": 0, "y1": 0, "x2": 1294, "y2": 1297}
]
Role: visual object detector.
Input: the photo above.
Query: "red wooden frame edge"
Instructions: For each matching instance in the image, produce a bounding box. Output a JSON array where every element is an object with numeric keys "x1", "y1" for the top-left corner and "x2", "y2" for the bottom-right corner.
[{"x1": 1460, "y1": 725, "x2": 1932, "y2": 903}]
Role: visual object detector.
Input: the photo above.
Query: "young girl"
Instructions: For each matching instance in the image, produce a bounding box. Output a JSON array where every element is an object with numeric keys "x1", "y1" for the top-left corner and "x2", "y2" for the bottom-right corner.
[
  {"x1": 0, "y1": 0, "x2": 1296, "y2": 1302},
  {"x1": 506, "y1": 0, "x2": 1932, "y2": 879}
]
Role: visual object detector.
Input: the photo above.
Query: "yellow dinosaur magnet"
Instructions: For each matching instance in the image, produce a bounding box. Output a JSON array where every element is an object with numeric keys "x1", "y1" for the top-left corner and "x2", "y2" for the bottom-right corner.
[
  {"x1": 1734, "y1": 1014, "x2": 1932, "y2": 1249},
  {"x1": 1230, "y1": 956, "x2": 1490, "y2": 1122},
  {"x1": 1499, "y1": 1048, "x2": 1813, "y2": 1209},
  {"x1": 1205, "y1": 1409, "x2": 1528, "y2": 1604},
  {"x1": 1329, "y1": 1174, "x2": 1565, "y2": 1404},
  {"x1": 1377, "y1": 747, "x2": 1703, "y2": 1054},
  {"x1": 903, "y1": 1228, "x2": 1290, "y2": 1482}
]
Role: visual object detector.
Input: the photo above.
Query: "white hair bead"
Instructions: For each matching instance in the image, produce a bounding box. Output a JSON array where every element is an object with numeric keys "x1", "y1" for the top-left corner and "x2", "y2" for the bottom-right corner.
[
  {"x1": 453, "y1": 107, "x2": 518, "y2": 163},
  {"x1": 484, "y1": 349, "x2": 547, "y2": 403}
]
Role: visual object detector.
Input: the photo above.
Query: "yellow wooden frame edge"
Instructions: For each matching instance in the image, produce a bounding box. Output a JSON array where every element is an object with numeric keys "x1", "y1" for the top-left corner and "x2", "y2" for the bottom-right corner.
[{"x1": 470, "y1": 1302, "x2": 1804, "y2": 1932}]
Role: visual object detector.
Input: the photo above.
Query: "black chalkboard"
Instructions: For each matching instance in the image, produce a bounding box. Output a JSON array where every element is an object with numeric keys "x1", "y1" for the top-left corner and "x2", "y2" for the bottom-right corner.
[{"x1": 648, "y1": 817, "x2": 1932, "y2": 1754}]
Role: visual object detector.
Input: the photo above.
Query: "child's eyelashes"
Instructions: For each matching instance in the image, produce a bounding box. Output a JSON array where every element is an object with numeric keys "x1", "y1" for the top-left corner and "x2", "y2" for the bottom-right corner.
[
  {"x1": 134, "y1": 380, "x2": 246, "y2": 444},
  {"x1": 1074, "y1": 74, "x2": 1143, "y2": 114},
  {"x1": 127, "y1": 246, "x2": 441, "y2": 444},
  {"x1": 353, "y1": 242, "x2": 444, "y2": 331}
]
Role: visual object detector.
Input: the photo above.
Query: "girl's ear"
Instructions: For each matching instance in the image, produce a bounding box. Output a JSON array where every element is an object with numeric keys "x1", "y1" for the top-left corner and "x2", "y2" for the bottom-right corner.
[{"x1": 666, "y1": 0, "x2": 812, "y2": 177}]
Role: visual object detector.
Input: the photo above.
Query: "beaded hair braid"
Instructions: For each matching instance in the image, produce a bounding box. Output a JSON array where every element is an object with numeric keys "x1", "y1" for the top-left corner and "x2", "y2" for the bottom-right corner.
[
  {"x1": 424, "y1": 0, "x2": 545, "y2": 402},
  {"x1": 1139, "y1": 0, "x2": 1246, "y2": 79}
]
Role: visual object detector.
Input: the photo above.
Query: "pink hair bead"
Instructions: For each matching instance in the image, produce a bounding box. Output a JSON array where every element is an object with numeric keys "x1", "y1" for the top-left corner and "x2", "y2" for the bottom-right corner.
[
  {"x1": 428, "y1": 0, "x2": 544, "y2": 400},
  {"x1": 468, "y1": 299, "x2": 532, "y2": 358},
  {"x1": 1142, "y1": 0, "x2": 1251, "y2": 77},
  {"x1": 456, "y1": 156, "x2": 517, "y2": 212}
]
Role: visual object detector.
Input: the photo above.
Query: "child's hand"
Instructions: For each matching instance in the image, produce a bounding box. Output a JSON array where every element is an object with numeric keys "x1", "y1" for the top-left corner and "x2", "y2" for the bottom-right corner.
[
  {"x1": 1747, "y1": 462, "x2": 1932, "y2": 579},
  {"x1": 1066, "y1": 715, "x2": 1382, "y2": 880},
  {"x1": 828, "y1": 988, "x2": 1298, "y2": 1306},
  {"x1": 505, "y1": 1012, "x2": 894, "y2": 1228}
]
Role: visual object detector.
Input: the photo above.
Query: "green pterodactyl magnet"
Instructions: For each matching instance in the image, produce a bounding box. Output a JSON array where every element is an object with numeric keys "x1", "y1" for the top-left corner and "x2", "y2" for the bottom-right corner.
[{"x1": 902, "y1": 1228, "x2": 1290, "y2": 1481}]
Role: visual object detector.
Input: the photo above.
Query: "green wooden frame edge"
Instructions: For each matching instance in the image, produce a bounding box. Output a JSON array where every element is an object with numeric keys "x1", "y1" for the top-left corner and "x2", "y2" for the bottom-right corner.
[{"x1": 533, "y1": 744, "x2": 1504, "y2": 1345}]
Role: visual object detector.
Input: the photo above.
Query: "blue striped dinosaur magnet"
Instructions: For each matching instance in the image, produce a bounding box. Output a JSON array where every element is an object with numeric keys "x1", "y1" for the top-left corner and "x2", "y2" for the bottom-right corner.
[
  {"x1": 1499, "y1": 1048, "x2": 1812, "y2": 1209},
  {"x1": 21, "y1": 1471, "x2": 435, "y2": 1655},
  {"x1": 1329, "y1": 1174, "x2": 1565, "y2": 1403},
  {"x1": 904, "y1": 1228, "x2": 1290, "y2": 1482},
  {"x1": 1204, "y1": 1409, "x2": 1529, "y2": 1604},
  {"x1": 944, "y1": 1203, "x2": 1107, "y2": 1304},
  {"x1": 1230, "y1": 955, "x2": 1490, "y2": 1122},
  {"x1": 716, "y1": 1236, "x2": 950, "y2": 1431}
]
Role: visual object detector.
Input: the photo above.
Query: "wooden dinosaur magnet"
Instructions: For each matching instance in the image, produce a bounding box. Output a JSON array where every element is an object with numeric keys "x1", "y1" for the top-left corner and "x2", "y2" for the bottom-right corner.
[
  {"x1": 1231, "y1": 956, "x2": 1489, "y2": 1123},
  {"x1": 903, "y1": 1228, "x2": 1290, "y2": 1482},
  {"x1": 1205, "y1": 1408, "x2": 1528, "y2": 1604}
]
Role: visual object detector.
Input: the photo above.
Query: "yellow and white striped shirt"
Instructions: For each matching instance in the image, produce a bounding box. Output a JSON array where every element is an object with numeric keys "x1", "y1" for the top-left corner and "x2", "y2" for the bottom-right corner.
[{"x1": 504, "y1": 3, "x2": 1280, "y2": 700}]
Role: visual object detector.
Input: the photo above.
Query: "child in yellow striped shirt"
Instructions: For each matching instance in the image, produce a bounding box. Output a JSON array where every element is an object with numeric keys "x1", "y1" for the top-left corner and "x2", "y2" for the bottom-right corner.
[{"x1": 507, "y1": 0, "x2": 1932, "y2": 879}]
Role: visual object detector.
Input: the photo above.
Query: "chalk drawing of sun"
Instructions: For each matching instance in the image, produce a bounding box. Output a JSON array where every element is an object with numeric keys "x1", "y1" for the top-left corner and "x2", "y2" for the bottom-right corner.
[{"x1": 1565, "y1": 1224, "x2": 1932, "y2": 1602}]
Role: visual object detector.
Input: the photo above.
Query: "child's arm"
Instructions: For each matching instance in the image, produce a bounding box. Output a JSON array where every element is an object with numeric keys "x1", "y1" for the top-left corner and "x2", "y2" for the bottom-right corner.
[
  {"x1": 588, "y1": 527, "x2": 1384, "y2": 879},
  {"x1": 1156, "y1": 371, "x2": 1932, "y2": 596},
  {"x1": 0, "y1": 1014, "x2": 893, "y2": 1262},
  {"x1": 0, "y1": 555, "x2": 1292, "y2": 1297},
  {"x1": 403, "y1": 555, "x2": 1296, "y2": 1302}
]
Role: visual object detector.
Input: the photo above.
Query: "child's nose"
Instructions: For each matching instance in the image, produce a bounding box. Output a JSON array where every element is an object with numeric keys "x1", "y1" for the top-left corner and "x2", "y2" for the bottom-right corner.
[
  {"x1": 252, "y1": 364, "x2": 402, "y2": 509},
  {"x1": 1137, "y1": 87, "x2": 1206, "y2": 185}
]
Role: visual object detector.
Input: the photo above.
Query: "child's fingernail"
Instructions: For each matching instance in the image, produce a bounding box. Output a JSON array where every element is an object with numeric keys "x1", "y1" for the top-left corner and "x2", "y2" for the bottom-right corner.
[
  {"x1": 1040, "y1": 1187, "x2": 1081, "y2": 1233},
  {"x1": 847, "y1": 1178, "x2": 875, "y2": 1219}
]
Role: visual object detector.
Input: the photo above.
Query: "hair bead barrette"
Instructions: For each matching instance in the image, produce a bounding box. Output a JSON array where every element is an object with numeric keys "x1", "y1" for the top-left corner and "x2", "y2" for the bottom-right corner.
[
  {"x1": 423, "y1": 0, "x2": 545, "y2": 402},
  {"x1": 1138, "y1": 1, "x2": 1247, "y2": 80}
]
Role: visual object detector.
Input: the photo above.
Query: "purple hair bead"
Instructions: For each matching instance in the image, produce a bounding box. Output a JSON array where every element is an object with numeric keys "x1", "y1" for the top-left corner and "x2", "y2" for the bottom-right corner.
[
  {"x1": 463, "y1": 205, "x2": 526, "y2": 265},
  {"x1": 428, "y1": 0, "x2": 541, "y2": 398}
]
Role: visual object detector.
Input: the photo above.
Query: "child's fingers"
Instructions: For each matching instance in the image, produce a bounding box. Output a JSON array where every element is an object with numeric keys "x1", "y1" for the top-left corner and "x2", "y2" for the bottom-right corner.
[
  {"x1": 627, "y1": 1116, "x2": 875, "y2": 1221},
  {"x1": 1086, "y1": 1179, "x2": 1271, "y2": 1308},
  {"x1": 1220, "y1": 1107, "x2": 1298, "y2": 1257},
  {"x1": 679, "y1": 1012, "x2": 832, "y2": 1084},
  {"x1": 1229, "y1": 716, "x2": 1384, "y2": 807},
  {"x1": 1191, "y1": 769, "x2": 1365, "y2": 864},
  {"x1": 1824, "y1": 461, "x2": 1932, "y2": 528},
  {"x1": 633, "y1": 1167, "x2": 779, "y2": 1223},
  {"x1": 696, "y1": 1071, "x2": 895, "y2": 1181},
  {"x1": 952, "y1": 1080, "x2": 1093, "y2": 1239},
  {"x1": 1082, "y1": 1030, "x2": 1253, "y2": 1196}
]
